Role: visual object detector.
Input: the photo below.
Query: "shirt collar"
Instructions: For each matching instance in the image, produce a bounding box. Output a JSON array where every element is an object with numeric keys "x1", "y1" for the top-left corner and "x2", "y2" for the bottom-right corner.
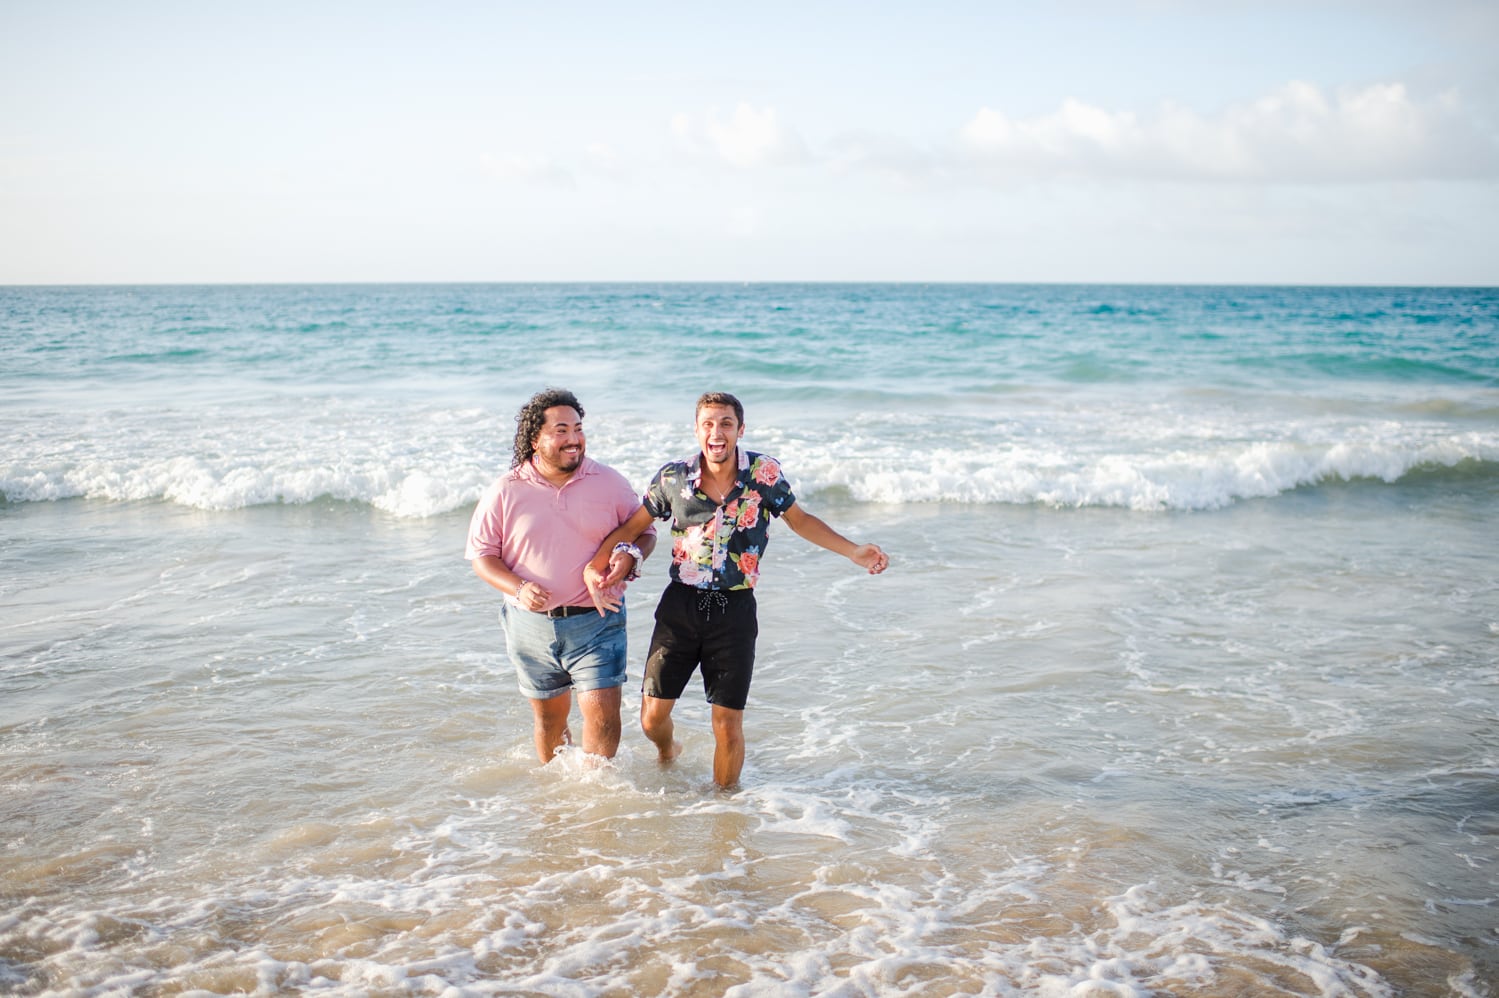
[
  {"x1": 513, "y1": 455, "x2": 597, "y2": 486},
  {"x1": 687, "y1": 447, "x2": 748, "y2": 486}
]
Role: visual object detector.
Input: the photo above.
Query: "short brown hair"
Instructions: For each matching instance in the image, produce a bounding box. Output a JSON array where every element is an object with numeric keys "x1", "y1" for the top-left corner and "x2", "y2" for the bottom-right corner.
[{"x1": 695, "y1": 391, "x2": 744, "y2": 425}]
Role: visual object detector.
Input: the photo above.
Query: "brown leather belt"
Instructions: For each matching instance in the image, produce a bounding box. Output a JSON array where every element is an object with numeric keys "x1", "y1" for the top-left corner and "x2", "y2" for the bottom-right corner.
[{"x1": 543, "y1": 605, "x2": 596, "y2": 618}]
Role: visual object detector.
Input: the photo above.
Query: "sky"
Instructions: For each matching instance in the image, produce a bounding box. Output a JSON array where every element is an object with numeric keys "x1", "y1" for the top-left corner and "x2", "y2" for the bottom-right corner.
[{"x1": 3, "y1": 1, "x2": 1498, "y2": 285}]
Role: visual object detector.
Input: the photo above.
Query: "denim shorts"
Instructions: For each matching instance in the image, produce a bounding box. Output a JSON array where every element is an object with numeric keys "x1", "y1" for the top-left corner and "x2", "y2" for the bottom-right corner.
[{"x1": 500, "y1": 603, "x2": 628, "y2": 700}]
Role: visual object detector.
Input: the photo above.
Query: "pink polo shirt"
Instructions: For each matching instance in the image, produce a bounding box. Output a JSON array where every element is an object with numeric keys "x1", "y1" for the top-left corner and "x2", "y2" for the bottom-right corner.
[{"x1": 465, "y1": 456, "x2": 653, "y2": 611}]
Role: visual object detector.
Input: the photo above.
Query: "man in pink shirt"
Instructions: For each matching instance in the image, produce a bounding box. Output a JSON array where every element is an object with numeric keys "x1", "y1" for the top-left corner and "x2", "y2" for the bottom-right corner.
[{"x1": 466, "y1": 388, "x2": 656, "y2": 763}]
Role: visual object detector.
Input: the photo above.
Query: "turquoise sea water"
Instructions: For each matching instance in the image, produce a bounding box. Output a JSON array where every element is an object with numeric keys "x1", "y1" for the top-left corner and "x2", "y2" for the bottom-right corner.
[{"x1": 2, "y1": 284, "x2": 1498, "y2": 995}]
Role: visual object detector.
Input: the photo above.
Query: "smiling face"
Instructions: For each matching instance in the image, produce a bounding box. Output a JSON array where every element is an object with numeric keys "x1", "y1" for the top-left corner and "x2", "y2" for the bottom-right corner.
[
  {"x1": 695, "y1": 403, "x2": 743, "y2": 471},
  {"x1": 531, "y1": 405, "x2": 585, "y2": 478}
]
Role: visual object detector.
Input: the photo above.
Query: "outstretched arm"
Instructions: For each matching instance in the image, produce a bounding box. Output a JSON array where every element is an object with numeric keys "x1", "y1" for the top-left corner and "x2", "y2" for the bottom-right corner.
[{"x1": 782, "y1": 503, "x2": 890, "y2": 575}]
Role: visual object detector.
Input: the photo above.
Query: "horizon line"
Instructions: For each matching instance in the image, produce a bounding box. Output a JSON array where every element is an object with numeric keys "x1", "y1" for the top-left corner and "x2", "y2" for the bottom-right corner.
[{"x1": 4, "y1": 278, "x2": 1496, "y2": 291}]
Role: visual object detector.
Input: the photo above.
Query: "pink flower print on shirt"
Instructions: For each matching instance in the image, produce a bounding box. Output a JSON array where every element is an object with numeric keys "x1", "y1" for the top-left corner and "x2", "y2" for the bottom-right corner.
[
  {"x1": 736, "y1": 494, "x2": 761, "y2": 529},
  {"x1": 708, "y1": 516, "x2": 732, "y2": 570},
  {"x1": 733, "y1": 546, "x2": 760, "y2": 582},
  {"x1": 676, "y1": 526, "x2": 715, "y2": 586},
  {"x1": 643, "y1": 450, "x2": 795, "y2": 591},
  {"x1": 752, "y1": 456, "x2": 781, "y2": 487}
]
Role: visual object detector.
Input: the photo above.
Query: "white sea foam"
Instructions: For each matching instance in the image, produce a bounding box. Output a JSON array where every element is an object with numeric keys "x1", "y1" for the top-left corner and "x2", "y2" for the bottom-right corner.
[
  {"x1": 1, "y1": 842, "x2": 1413, "y2": 997},
  {"x1": 5, "y1": 464, "x2": 1493, "y2": 995},
  {"x1": 3, "y1": 397, "x2": 1494, "y2": 514}
]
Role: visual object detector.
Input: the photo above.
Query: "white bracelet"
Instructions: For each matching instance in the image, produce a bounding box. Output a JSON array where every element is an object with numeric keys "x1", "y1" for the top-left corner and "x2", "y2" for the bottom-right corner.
[{"x1": 613, "y1": 543, "x2": 644, "y2": 581}]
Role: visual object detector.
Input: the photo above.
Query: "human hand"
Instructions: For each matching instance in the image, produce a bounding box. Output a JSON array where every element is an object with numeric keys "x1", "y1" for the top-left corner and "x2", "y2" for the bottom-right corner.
[
  {"x1": 601, "y1": 550, "x2": 638, "y2": 589},
  {"x1": 851, "y1": 544, "x2": 889, "y2": 575},
  {"x1": 516, "y1": 579, "x2": 551, "y2": 611},
  {"x1": 584, "y1": 561, "x2": 623, "y2": 616}
]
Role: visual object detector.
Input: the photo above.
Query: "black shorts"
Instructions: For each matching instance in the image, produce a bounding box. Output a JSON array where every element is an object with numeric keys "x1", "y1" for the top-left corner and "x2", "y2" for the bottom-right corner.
[{"x1": 644, "y1": 583, "x2": 758, "y2": 711}]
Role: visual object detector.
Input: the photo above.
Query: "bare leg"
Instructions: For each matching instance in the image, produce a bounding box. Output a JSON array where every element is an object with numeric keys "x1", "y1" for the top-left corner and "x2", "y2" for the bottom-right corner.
[
  {"x1": 710, "y1": 704, "x2": 745, "y2": 789},
  {"x1": 640, "y1": 695, "x2": 682, "y2": 763},
  {"x1": 530, "y1": 693, "x2": 573, "y2": 763},
  {"x1": 576, "y1": 687, "x2": 623, "y2": 759}
]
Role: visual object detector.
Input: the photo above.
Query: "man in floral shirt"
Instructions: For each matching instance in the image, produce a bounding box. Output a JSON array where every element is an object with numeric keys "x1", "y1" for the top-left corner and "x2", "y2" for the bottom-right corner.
[{"x1": 585, "y1": 391, "x2": 889, "y2": 789}]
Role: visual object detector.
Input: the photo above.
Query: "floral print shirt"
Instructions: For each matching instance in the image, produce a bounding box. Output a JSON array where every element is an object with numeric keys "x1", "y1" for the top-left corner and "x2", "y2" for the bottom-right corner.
[{"x1": 642, "y1": 449, "x2": 797, "y2": 591}]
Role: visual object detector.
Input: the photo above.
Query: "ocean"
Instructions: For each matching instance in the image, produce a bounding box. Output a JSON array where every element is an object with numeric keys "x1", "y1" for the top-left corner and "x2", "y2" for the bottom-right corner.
[{"x1": 2, "y1": 282, "x2": 1496, "y2": 996}]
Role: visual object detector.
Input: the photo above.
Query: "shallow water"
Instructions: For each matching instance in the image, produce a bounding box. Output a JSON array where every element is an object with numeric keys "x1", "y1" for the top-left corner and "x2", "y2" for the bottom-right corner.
[
  {"x1": 3, "y1": 481, "x2": 1495, "y2": 995},
  {"x1": 2, "y1": 282, "x2": 1497, "y2": 994}
]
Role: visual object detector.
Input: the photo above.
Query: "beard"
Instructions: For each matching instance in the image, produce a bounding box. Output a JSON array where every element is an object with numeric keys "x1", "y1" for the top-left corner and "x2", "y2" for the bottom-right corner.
[{"x1": 546, "y1": 445, "x2": 583, "y2": 472}]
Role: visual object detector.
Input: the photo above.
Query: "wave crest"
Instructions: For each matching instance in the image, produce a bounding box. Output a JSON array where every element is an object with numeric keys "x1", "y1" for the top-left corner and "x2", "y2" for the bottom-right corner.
[
  {"x1": 817, "y1": 438, "x2": 1497, "y2": 511},
  {"x1": 4, "y1": 435, "x2": 1493, "y2": 515}
]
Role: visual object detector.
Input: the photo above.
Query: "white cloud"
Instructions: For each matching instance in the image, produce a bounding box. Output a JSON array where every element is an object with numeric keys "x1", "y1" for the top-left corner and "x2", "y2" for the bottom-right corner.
[
  {"x1": 584, "y1": 142, "x2": 621, "y2": 171},
  {"x1": 672, "y1": 102, "x2": 809, "y2": 170},
  {"x1": 825, "y1": 131, "x2": 937, "y2": 187},
  {"x1": 479, "y1": 152, "x2": 575, "y2": 188},
  {"x1": 954, "y1": 81, "x2": 1499, "y2": 184}
]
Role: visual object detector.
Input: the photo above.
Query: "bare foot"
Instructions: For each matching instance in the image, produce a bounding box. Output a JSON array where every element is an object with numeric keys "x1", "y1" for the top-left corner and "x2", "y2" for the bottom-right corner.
[{"x1": 658, "y1": 740, "x2": 682, "y2": 764}]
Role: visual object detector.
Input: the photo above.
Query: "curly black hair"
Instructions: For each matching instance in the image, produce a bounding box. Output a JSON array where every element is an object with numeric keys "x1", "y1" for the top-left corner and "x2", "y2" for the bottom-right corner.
[{"x1": 512, "y1": 388, "x2": 584, "y2": 468}]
